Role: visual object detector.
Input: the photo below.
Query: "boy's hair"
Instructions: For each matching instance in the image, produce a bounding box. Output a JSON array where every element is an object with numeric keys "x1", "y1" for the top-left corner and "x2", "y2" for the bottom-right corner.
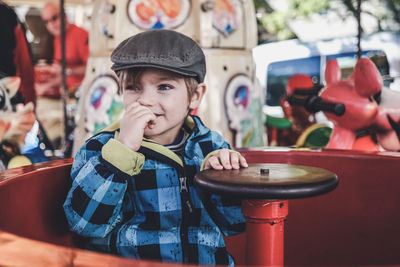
[
  {"x1": 118, "y1": 68, "x2": 199, "y2": 101},
  {"x1": 111, "y1": 30, "x2": 206, "y2": 83}
]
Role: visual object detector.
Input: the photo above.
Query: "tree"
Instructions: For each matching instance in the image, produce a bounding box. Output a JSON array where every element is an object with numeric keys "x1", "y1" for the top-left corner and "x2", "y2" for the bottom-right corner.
[
  {"x1": 255, "y1": 0, "x2": 329, "y2": 43},
  {"x1": 255, "y1": 0, "x2": 400, "y2": 44}
]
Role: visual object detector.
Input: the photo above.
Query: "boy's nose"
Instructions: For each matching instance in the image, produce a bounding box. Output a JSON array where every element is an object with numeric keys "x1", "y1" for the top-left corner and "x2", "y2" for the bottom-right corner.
[{"x1": 137, "y1": 90, "x2": 155, "y2": 106}]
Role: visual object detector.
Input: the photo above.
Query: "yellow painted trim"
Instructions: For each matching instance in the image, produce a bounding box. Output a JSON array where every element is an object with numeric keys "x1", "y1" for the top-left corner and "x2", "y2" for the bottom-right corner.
[{"x1": 295, "y1": 123, "x2": 331, "y2": 148}]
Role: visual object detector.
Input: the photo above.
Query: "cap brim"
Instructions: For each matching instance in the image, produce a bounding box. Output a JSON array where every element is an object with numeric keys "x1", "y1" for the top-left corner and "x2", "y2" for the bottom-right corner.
[{"x1": 111, "y1": 63, "x2": 199, "y2": 82}]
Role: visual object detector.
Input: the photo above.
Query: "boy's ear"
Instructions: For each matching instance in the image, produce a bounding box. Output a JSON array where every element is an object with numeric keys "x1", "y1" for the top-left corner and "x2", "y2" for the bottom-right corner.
[{"x1": 189, "y1": 83, "x2": 207, "y2": 109}]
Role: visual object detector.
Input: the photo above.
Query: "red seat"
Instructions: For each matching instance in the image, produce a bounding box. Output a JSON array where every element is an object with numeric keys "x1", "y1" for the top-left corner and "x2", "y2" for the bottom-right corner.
[
  {"x1": 0, "y1": 159, "x2": 75, "y2": 247},
  {"x1": 1, "y1": 150, "x2": 400, "y2": 266}
]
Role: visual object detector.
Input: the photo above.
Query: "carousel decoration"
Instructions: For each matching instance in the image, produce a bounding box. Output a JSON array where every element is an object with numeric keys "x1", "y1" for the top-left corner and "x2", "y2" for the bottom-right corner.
[
  {"x1": 212, "y1": 0, "x2": 242, "y2": 36},
  {"x1": 84, "y1": 74, "x2": 123, "y2": 139},
  {"x1": 224, "y1": 73, "x2": 264, "y2": 147},
  {"x1": 0, "y1": 77, "x2": 37, "y2": 169},
  {"x1": 127, "y1": 0, "x2": 191, "y2": 29},
  {"x1": 98, "y1": 0, "x2": 115, "y2": 38}
]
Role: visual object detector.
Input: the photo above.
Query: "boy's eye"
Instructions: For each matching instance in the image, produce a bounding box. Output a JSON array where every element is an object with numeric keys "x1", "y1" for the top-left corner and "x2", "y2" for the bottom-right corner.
[{"x1": 159, "y1": 84, "x2": 173, "y2": 91}]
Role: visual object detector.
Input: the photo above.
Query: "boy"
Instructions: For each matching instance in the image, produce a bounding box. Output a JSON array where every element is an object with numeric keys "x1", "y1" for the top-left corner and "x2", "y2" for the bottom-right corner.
[{"x1": 63, "y1": 29, "x2": 248, "y2": 265}]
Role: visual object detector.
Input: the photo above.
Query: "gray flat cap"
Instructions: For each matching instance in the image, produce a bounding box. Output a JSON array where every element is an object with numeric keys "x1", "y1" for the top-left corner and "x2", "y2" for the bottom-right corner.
[{"x1": 111, "y1": 30, "x2": 206, "y2": 83}]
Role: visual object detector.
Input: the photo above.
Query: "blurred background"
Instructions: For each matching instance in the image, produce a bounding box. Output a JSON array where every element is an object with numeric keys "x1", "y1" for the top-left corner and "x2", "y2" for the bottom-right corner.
[{"x1": 2, "y1": 0, "x2": 400, "y2": 167}]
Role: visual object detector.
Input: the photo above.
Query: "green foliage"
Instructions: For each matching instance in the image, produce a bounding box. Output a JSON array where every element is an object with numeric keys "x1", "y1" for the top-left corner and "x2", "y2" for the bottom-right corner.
[
  {"x1": 289, "y1": 0, "x2": 329, "y2": 16},
  {"x1": 260, "y1": 11, "x2": 296, "y2": 40},
  {"x1": 253, "y1": 0, "x2": 273, "y2": 12},
  {"x1": 255, "y1": 0, "x2": 400, "y2": 42},
  {"x1": 256, "y1": 0, "x2": 329, "y2": 42}
]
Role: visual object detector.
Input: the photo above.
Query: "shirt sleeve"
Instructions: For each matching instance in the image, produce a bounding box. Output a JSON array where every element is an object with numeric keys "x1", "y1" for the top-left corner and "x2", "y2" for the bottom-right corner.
[
  {"x1": 200, "y1": 130, "x2": 246, "y2": 236},
  {"x1": 63, "y1": 133, "x2": 144, "y2": 238},
  {"x1": 206, "y1": 193, "x2": 246, "y2": 237}
]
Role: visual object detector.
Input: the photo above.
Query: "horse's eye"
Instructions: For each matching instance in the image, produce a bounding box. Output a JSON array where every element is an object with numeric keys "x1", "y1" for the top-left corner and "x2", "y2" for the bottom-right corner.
[
  {"x1": 373, "y1": 91, "x2": 382, "y2": 104},
  {"x1": 0, "y1": 92, "x2": 5, "y2": 110}
]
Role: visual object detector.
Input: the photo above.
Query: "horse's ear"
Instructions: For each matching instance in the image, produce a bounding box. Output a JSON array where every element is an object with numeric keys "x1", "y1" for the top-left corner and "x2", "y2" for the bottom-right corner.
[
  {"x1": 354, "y1": 58, "x2": 383, "y2": 97},
  {"x1": 325, "y1": 59, "x2": 341, "y2": 85},
  {"x1": 0, "y1": 76, "x2": 21, "y2": 98}
]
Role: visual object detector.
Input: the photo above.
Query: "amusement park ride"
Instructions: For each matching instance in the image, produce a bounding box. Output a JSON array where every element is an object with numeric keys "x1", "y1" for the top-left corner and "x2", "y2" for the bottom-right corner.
[{"x1": 1, "y1": 0, "x2": 400, "y2": 266}]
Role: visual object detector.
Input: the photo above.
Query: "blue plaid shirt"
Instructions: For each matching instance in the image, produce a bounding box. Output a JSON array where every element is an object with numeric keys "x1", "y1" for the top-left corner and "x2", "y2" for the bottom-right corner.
[{"x1": 63, "y1": 116, "x2": 245, "y2": 265}]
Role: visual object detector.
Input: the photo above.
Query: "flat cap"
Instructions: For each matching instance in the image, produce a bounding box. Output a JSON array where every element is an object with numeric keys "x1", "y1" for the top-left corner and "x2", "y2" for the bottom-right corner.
[{"x1": 111, "y1": 30, "x2": 206, "y2": 83}]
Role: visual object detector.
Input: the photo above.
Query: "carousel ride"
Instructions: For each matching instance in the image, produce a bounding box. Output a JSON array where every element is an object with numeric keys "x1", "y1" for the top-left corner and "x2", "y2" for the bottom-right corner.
[{"x1": 1, "y1": 0, "x2": 400, "y2": 266}]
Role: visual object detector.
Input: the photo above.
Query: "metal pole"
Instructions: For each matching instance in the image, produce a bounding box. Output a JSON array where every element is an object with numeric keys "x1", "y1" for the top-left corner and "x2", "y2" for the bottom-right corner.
[
  {"x1": 242, "y1": 200, "x2": 289, "y2": 266},
  {"x1": 356, "y1": 0, "x2": 362, "y2": 59},
  {"x1": 60, "y1": 0, "x2": 69, "y2": 156}
]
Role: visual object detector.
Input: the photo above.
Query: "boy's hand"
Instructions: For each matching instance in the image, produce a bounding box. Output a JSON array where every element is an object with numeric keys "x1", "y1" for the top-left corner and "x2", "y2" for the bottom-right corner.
[
  {"x1": 118, "y1": 102, "x2": 156, "y2": 151},
  {"x1": 203, "y1": 148, "x2": 248, "y2": 170}
]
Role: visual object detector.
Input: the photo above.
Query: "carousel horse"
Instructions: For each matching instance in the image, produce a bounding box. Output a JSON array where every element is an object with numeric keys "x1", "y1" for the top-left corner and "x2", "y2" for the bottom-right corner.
[
  {"x1": 0, "y1": 76, "x2": 38, "y2": 169},
  {"x1": 319, "y1": 58, "x2": 382, "y2": 150}
]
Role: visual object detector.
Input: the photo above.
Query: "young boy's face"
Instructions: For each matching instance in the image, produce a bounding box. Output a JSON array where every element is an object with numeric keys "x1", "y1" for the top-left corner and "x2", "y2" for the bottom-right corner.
[{"x1": 122, "y1": 68, "x2": 203, "y2": 145}]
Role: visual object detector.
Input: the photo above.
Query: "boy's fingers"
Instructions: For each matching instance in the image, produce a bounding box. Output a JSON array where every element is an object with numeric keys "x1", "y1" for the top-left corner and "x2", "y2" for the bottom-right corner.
[
  {"x1": 125, "y1": 108, "x2": 155, "y2": 129},
  {"x1": 125, "y1": 101, "x2": 140, "y2": 112},
  {"x1": 203, "y1": 161, "x2": 211, "y2": 170},
  {"x1": 138, "y1": 107, "x2": 156, "y2": 121},
  {"x1": 230, "y1": 152, "x2": 240, "y2": 169},
  {"x1": 133, "y1": 108, "x2": 152, "y2": 119},
  {"x1": 127, "y1": 102, "x2": 145, "y2": 113},
  {"x1": 218, "y1": 149, "x2": 232, "y2": 169},
  {"x1": 239, "y1": 155, "x2": 248, "y2": 167},
  {"x1": 125, "y1": 104, "x2": 156, "y2": 125},
  {"x1": 208, "y1": 156, "x2": 223, "y2": 170}
]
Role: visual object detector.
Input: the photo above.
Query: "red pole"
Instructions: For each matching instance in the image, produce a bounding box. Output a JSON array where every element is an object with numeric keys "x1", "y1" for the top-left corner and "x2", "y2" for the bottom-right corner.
[{"x1": 242, "y1": 200, "x2": 289, "y2": 266}]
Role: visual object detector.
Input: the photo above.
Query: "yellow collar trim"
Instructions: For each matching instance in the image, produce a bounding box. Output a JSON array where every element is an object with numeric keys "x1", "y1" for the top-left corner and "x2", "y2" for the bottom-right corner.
[{"x1": 141, "y1": 139, "x2": 183, "y2": 167}]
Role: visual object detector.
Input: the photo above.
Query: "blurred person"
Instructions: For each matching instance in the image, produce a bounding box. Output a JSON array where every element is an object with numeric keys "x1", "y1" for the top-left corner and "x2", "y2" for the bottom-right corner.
[
  {"x1": 39, "y1": 1, "x2": 89, "y2": 94},
  {"x1": 35, "y1": 1, "x2": 89, "y2": 148},
  {"x1": 0, "y1": 1, "x2": 36, "y2": 105},
  {"x1": 24, "y1": 6, "x2": 54, "y2": 64}
]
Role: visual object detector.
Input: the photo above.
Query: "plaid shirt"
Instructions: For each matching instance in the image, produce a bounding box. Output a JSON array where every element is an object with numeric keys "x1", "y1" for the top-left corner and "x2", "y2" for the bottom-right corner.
[{"x1": 63, "y1": 116, "x2": 245, "y2": 265}]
